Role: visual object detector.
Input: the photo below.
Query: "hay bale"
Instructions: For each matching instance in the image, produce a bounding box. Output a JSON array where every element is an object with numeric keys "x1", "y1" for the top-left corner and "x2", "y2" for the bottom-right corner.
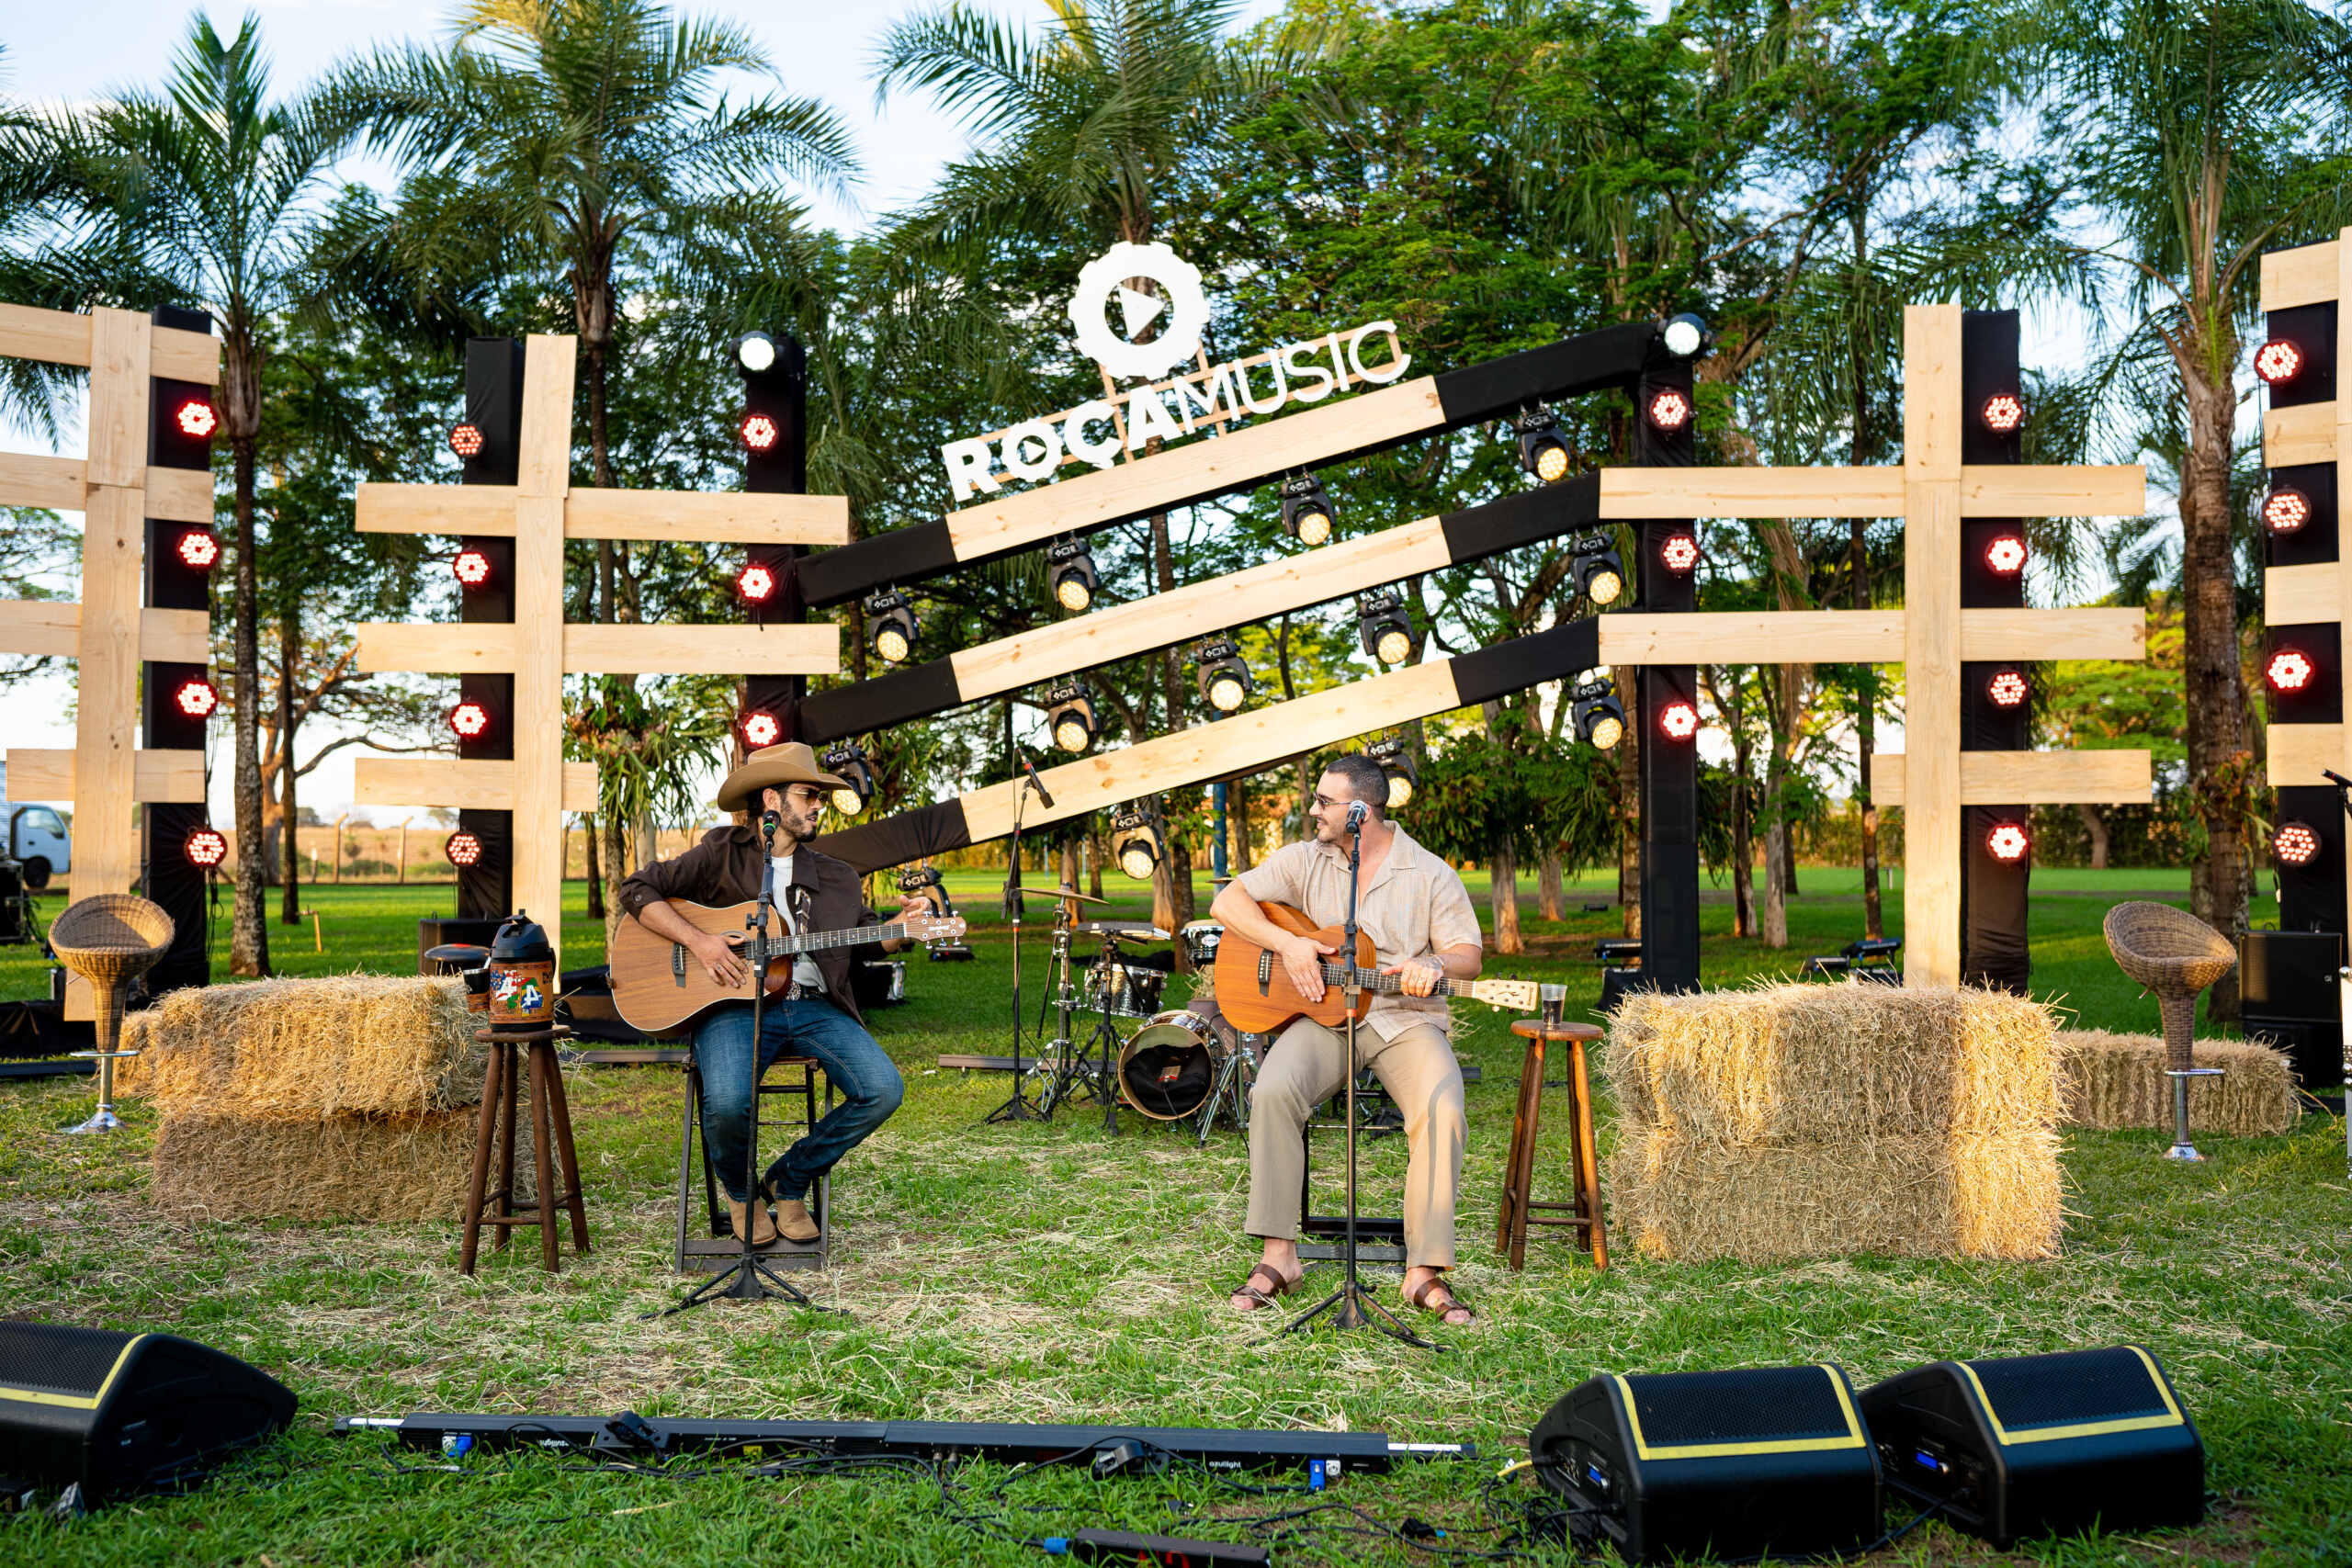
[
  {"x1": 119, "y1": 975, "x2": 481, "y2": 1122},
  {"x1": 2057, "y1": 1030, "x2": 2298, "y2": 1136},
  {"x1": 1606, "y1": 983, "x2": 2061, "y2": 1140},
  {"x1": 1611, "y1": 1120, "x2": 2063, "y2": 1263},
  {"x1": 150, "y1": 1109, "x2": 526, "y2": 1222}
]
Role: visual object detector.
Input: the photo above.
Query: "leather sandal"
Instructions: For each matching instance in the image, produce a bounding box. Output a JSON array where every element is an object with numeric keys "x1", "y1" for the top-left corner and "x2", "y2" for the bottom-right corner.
[
  {"x1": 1403, "y1": 1272, "x2": 1476, "y2": 1327},
  {"x1": 1228, "y1": 1261, "x2": 1303, "y2": 1312}
]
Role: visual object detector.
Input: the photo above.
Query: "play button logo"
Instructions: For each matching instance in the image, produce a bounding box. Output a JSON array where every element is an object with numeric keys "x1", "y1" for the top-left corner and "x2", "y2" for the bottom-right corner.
[{"x1": 1069, "y1": 242, "x2": 1208, "y2": 381}]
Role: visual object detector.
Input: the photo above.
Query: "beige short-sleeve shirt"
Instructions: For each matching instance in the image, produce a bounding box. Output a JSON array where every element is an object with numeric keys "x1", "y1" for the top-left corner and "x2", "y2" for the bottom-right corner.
[{"x1": 1234, "y1": 824, "x2": 1485, "y2": 1039}]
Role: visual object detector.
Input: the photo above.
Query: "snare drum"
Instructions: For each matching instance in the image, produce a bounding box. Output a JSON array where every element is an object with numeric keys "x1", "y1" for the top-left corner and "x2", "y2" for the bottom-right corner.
[
  {"x1": 1117, "y1": 1010, "x2": 1230, "y2": 1120},
  {"x1": 1179, "y1": 919, "x2": 1225, "y2": 969},
  {"x1": 1084, "y1": 959, "x2": 1166, "y2": 1020}
]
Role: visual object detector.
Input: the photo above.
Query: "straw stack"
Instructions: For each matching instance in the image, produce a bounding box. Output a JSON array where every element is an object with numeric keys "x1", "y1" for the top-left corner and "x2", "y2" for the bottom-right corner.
[
  {"x1": 2056, "y1": 1029, "x2": 2298, "y2": 1136},
  {"x1": 120, "y1": 976, "x2": 514, "y2": 1221},
  {"x1": 1605, "y1": 983, "x2": 2064, "y2": 1263}
]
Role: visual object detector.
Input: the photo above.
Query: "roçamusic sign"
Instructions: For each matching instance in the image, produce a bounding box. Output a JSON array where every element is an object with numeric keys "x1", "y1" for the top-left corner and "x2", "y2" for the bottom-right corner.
[{"x1": 939, "y1": 241, "x2": 1410, "y2": 502}]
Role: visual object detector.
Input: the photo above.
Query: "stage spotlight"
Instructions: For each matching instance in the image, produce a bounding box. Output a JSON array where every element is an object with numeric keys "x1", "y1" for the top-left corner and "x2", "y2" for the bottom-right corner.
[
  {"x1": 1658, "y1": 699, "x2": 1701, "y2": 741},
  {"x1": 174, "y1": 395, "x2": 218, "y2": 440},
  {"x1": 1984, "y1": 533, "x2": 2028, "y2": 575},
  {"x1": 448, "y1": 422, "x2": 483, "y2": 459},
  {"x1": 2256, "y1": 337, "x2": 2304, "y2": 386},
  {"x1": 1571, "y1": 533, "x2": 1626, "y2": 607},
  {"x1": 1661, "y1": 312, "x2": 1708, "y2": 358},
  {"x1": 1571, "y1": 673, "x2": 1625, "y2": 750},
  {"x1": 735, "y1": 332, "x2": 778, "y2": 373},
  {"x1": 183, "y1": 826, "x2": 228, "y2": 870},
  {"x1": 2263, "y1": 484, "x2": 2312, "y2": 536},
  {"x1": 1196, "y1": 637, "x2": 1253, "y2": 714},
  {"x1": 173, "y1": 677, "x2": 219, "y2": 720},
  {"x1": 1112, "y1": 803, "x2": 1162, "y2": 881},
  {"x1": 865, "y1": 590, "x2": 918, "y2": 665},
  {"x1": 1985, "y1": 820, "x2": 2030, "y2": 863},
  {"x1": 2267, "y1": 647, "x2": 2315, "y2": 693},
  {"x1": 2274, "y1": 820, "x2": 2322, "y2": 867},
  {"x1": 1279, "y1": 475, "x2": 1336, "y2": 547},
  {"x1": 1046, "y1": 536, "x2": 1099, "y2": 613},
  {"x1": 822, "y1": 744, "x2": 875, "y2": 816},
  {"x1": 1980, "y1": 393, "x2": 2024, "y2": 433},
  {"x1": 738, "y1": 561, "x2": 777, "y2": 605},
  {"x1": 1356, "y1": 587, "x2": 1419, "y2": 666},
  {"x1": 1516, "y1": 412, "x2": 1572, "y2": 484},
  {"x1": 453, "y1": 547, "x2": 492, "y2": 590},
  {"x1": 445, "y1": 830, "x2": 483, "y2": 868},
  {"x1": 1045, "y1": 680, "x2": 1098, "y2": 754},
  {"x1": 1646, "y1": 387, "x2": 1692, "y2": 432},
  {"x1": 741, "y1": 412, "x2": 780, "y2": 451},
  {"x1": 1367, "y1": 736, "x2": 1418, "y2": 809},
  {"x1": 1658, "y1": 530, "x2": 1700, "y2": 576},
  {"x1": 739, "y1": 708, "x2": 781, "y2": 749},
  {"x1": 448, "y1": 700, "x2": 492, "y2": 739},
  {"x1": 1987, "y1": 668, "x2": 2030, "y2": 708},
  {"x1": 175, "y1": 527, "x2": 220, "y2": 572}
]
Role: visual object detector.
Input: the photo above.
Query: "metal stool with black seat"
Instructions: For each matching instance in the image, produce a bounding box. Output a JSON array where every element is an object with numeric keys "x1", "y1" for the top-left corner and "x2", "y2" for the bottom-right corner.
[
  {"x1": 1297, "y1": 1066, "x2": 1408, "y2": 1264},
  {"x1": 674, "y1": 1049, "x2": 833, "y2": 1272}
]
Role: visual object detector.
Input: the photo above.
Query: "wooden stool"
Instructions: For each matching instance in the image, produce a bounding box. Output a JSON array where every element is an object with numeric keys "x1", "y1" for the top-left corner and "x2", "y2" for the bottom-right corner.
[
  {"x1": 1496, "y1": 1018, "x2": 1607, "y2": 1270},
  {"x1": 461, "y1": 1025, "x2": 593, "y2": 1275}
]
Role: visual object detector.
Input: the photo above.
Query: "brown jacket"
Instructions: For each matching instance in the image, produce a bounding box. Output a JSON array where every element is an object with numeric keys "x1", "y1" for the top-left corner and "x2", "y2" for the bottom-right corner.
[{"x1": 616, "y1": 825, "x2": 883, "y2": 1025}]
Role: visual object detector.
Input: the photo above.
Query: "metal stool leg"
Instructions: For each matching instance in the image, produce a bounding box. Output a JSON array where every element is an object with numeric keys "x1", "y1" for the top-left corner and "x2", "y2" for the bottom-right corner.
[{"x1": 674, "y1": 1056, "x2": 700, "y2": 1273}]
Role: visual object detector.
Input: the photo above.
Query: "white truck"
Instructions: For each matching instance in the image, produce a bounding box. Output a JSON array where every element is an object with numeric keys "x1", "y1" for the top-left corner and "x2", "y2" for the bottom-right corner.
[{"x1": 0, "y1": 761, "x2": 71, "y2": 888}]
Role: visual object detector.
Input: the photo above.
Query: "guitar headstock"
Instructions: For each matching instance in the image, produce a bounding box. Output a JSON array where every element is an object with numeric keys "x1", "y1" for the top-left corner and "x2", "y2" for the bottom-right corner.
[
  {"x1": 907, "y1": 910, "x2": 967, "y2": 944},
  {"x1": 1472, "y1": 978, "x2": 1544, "y2": 1013}
]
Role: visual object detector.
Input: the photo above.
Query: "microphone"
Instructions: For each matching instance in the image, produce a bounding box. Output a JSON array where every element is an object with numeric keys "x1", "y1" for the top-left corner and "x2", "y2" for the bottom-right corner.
[
  {"x1": 760, "y1": 808, "x2": 780, "y2": 844},
  {"x1": 2327, "y1": 770, "x2": 2352, "y2": 789},
  {"x1": 1022, "y1": 755, "x2": 1056, "y2": 808},
  {"x1": 1345, "y1": 800, "x2": 1369, "y2": 831}
]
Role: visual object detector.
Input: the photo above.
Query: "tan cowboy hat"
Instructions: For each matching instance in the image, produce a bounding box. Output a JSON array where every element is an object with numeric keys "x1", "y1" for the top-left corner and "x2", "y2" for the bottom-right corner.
[{"x1": 715, "y1": 741, "x2": 848, "y2": 812}]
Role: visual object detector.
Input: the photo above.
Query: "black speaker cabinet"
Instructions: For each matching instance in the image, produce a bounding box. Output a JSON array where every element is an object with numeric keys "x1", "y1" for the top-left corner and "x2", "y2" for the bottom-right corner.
[
  {"x1": 1529, "y1": 1364, "x2": 1882, "y2": 1563},
  {"x1": 1858, "y1": 1345, "x2": 2202, "y2": 1548},
  {"x1": 0, "y1": 1323, "x2": 296, "y2": 1504}
]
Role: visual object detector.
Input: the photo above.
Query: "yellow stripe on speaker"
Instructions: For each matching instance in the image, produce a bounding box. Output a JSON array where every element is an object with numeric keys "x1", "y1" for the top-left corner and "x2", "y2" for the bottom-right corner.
[
  {"x1": 0, "y1": 1333, "x2": 145, "y2": 1411},
  {"x1": 1614, "y1": 1367, "x2": 1868, "y2": 1461},
  {"x1": 1960, "y1": 1347, "x2": 2186, "y2": 1446}
]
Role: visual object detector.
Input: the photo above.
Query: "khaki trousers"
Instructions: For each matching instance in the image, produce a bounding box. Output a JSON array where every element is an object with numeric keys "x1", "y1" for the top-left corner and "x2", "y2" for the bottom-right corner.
[{"x1": 1243, "y1": 1016, "x2": 1464, "y2": 1269}]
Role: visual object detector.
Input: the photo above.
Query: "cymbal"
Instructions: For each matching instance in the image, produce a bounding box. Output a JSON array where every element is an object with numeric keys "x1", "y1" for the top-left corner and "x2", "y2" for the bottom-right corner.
[
  {"x1": 1076, "y1": 920, "x2": 1170, "y2": 941},
  {"x1": 1017, "y1": 886, "x2": 1106, "y2": 905}
]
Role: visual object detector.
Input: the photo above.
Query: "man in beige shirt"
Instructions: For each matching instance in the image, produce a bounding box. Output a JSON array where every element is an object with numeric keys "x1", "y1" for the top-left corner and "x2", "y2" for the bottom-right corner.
[{"x1": 1210, "y1": 753, "x2": 1485, "y2": 1328}]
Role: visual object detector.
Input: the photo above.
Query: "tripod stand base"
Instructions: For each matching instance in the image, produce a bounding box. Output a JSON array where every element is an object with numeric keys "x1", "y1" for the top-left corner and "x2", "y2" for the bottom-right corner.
[
  {"x1": 651, "y1": 1251, "x2": 843, "y2": 1319},
  {"x1": 61, "y1": 1105, "x2": 123, "y2": 1134},
  {"x1": 983, "y1": 1091, "x2": 1048, "y2": 1124},
  {"x1": 1283, "y1": 1279, "x2": 1444, "y2": 1350}
]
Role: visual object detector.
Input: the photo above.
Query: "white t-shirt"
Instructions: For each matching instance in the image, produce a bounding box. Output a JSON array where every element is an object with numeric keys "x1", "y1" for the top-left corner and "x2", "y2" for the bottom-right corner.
[{"x1": 769, "y1": 855, "x2": 825, "y2": 992}]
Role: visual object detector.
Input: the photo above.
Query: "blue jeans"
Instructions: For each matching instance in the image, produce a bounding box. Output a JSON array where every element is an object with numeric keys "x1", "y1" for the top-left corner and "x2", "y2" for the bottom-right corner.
[{"x1": 692, "y1": 996, "x2": 903, "y2": 1205}]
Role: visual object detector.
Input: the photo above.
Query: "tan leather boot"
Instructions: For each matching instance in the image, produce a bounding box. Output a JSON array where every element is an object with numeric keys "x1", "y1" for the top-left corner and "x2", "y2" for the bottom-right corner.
[
  {"x1": 775, "y1": 1198, "x2": 820, "y2": 1243},
  {"x1": 726, "y1": 1196, "x2": 779, "y2": 1247}
]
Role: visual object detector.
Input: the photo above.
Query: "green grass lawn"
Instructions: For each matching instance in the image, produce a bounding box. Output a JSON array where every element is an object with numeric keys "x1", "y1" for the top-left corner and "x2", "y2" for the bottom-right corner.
[{"x1": 0, "y1": 873, "x2": 2342, "y2": 1565}]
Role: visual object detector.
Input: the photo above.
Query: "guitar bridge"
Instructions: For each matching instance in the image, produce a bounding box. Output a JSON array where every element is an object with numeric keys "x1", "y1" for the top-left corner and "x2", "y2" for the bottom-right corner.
[
  {"x1": 1258, "y1": 950, "x2": 1273, "y2": 996},
  {"x1": 672, "y1": 943, "x2": 687, "y2": 987}
]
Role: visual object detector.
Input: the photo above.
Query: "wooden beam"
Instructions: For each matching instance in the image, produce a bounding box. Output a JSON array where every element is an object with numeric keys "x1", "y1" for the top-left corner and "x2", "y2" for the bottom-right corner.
[
  {"x1": 74, "y1": 474, "x2": 147, "y2": 893},
  {"x1": 355, "y1": 482, "x2": 521, "y2": 535},
  {"x1": 85, "y1": 309, "x2": 149, "y2": 491},
  {"x1": 1592, "y1": 606, "x2": 2143, "y2": 666},
  {"x1": 2269, "y1": 562, "x2": 2341, "y2": 626},
  {"x1": 1591, "y1": 465, "x2": 2143, "y2": 521},
  {"x1": 140, "y1": 607, "x2": 210, "y2": 663},
  {"x1": 2267, "y1": 723, "x2": 2344, "y2": 789},
  {"x1": 2262, "y1": 237, "x2": 2339, "y2": 310},
  {"x1": 943, "y1": 379, "x2": 1444, "y2": 561},
  {"x1": 1902, "y1": 303, "x2": 1964, "y2": 987},
  {"x1": 0, "y1": 601, "x2": 207, "y2": 665},
  {"x1": 1961, "y1": 465, "x2": 2145, "y2": 519},
  {"x1": 0, "y1": 451, "x2": 86, "y2": 511},
  {"x1": 0, "y1": 303, "x2": 217, "y2": 382},
  {"x1": 562, "y1": 488, "x2": 850, "y2": 546},
  {"x1": 1871, "y1": 749, "x2": 2153, "y2": 807},
  {"x1": 512, "y1": 335, "x2": 573, "y2": 957},
  {"x1": 352, "y1": 622, "x2": 520, "y2": 673},
  {"x1": 354, "y1": 757, "x2": 599, "y2": 813},
  {"x1": 564, "y1": 622, "x2": 838, "y2": 675},
  {"x1": 2334, "y1": 229, "x2": 2352, "y2": 943},
  {"x1": 2, "y1": 747, "x2": 207, "y2": 803},
  {"x1": 1955, "y1": 607, "x2": 2145, "y2": 661},
  {"x1": 147, "y1": 466, "x2": 214, "y2": 524},
  {"x1": 2265, "y1": 402, "x2": 2334, "y2": 467},
  {"x1": 950, "y1": 517, "x2": 1454, "y2": 700}
]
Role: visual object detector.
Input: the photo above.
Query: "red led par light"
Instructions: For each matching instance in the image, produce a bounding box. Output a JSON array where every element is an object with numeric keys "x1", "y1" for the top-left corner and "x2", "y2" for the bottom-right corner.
[
  {"x1": 738, "y1": 562, "x2": 777, "y2": 604},
  {"x1": 1979, "y1": 393, "x2": 2023, "y2": 433},
  {"x1": 1985, "y1": 821, "x2": 2030, "y2": 863},
  {"x1": 175, "y1": 527, "x2": 220, "y2": 571},
  {"x1": 2255, "y1": 338, "x2": 2304, "y2": 386},
  {"x1": 741, "y1": 412, "x2": 780, "y2": 452},
  {"x1": 2273, "y1": 821, "x2": 2322, "y2": 868},
  {"x1": 184, "y1": 827, "x2": 228, "y2": 869},
  {"x1": 173, "y1": 677, "x2": 220, "y2": 719},
  {"x1": 1984, "y1": 534, "x2": 2028, "y2": 575},
  {"x1": 1986, "y1": 669, "x2": 2029, "y2": 708},
  {"x1": 445, "y1": 831, "x2": 483, "y2": 868},
  {"x1": 1645, "y1": 388, "x2": 1691, "y2": 432},
  {"x1": 174, "y1": 396, "x2": 218, "y2": 440},
  {"x1": 2267, "y1": 648, "x2": 2316, "y2": 693},
  {"x1": 2262, "y1": 485, "x2": 2311, "y2": 536},
  {"x1": 1657, "y1": 700, "x2": 1701, "y2": 741},
  {"x1": 448, "y1": 701, "x2": 492, "y2": 739},
  {"x1": 1659, "y1": 532, "x2": 1700, "y2": 574},
  {"x1": 448, "y1": 423, "x2": 484, "y2": 458},
  {"x1": 740, "y1": 709, "x2": 782, "y2": 748},
  {"x1": 453, "y1": 548, "x2": 492, "y2": 589}
]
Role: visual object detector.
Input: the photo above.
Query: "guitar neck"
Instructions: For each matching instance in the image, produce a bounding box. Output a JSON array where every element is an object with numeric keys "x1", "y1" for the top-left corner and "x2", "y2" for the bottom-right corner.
[
  {"x1": 751, "y1": 922, "x2": 909, "y2": 962},
  {"x1": 1317, "y1": 961, "x2": 1470, "y2": 1001}
]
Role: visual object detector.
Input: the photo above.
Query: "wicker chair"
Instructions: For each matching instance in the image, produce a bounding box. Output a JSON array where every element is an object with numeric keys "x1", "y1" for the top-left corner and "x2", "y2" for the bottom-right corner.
[
  {"x1": 49, "y1": 894, "x2": 175, "y2": 1134},
  {"x1": 2102, "y1": 901, "x2": 2235, "y2": 1162}
]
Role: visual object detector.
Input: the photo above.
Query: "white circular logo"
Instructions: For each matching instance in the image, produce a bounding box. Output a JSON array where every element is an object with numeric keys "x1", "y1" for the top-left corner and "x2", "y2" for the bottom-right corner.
[{"x1": 1067, "y1": 242, "x2": 1208, "y2": 381}]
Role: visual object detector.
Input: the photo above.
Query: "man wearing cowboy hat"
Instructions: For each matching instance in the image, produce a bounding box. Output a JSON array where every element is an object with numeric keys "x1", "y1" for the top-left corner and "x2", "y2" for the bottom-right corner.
[{"x1": 618, "y1": 742, "x2": 924, "y2": 1247}]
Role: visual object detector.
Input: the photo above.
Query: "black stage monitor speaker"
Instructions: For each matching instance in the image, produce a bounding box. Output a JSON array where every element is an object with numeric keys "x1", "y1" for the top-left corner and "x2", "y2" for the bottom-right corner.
[
  {"x1": 0, "y1": 1323, "x2": 296, "y2": 1505},
  {"x1": 1529, "y1": 1364, "x2": 1881, "y2": 1563},
  {"x1": 1858, "y1": 1345, "x2": 2202, "y2": 1548}
]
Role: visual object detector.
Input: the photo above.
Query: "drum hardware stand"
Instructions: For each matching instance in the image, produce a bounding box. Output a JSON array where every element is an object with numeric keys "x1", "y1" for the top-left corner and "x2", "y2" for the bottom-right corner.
[
  {"x1": 656, "y1": 811, "x2": 835, "y2": 1319},
  {"x1": 986, "y1": 767, "x2": 1048, "y2": 1124},
  {"x1": 1046, "y1": 929, "x2": 1128, "y2": 1133},
  {"x1": 1034, "y1": 912, "x2": 1081, "y2": 1117},
  {"x1": 1194, "y1": 1032, "x2": 1261, "y2": 1145},
  {"x1": 1284, "y1": 807, "x2": 1440, "y2": 1351}
]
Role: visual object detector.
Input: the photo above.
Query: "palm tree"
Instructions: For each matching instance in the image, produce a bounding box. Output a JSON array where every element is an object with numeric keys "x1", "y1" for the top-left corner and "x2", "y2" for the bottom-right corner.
[
  {"x1": 55, "y1": 16, "x2": 363, "y2": 976},
  {"x1": 2037, "y1": 0, "x2": 2352, "y2": 1016}
]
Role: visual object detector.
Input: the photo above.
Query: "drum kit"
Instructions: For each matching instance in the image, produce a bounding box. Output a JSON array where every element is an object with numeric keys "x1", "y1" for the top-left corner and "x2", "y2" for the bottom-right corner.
[{"x1": 1012, "y1": 887, "x2": 1259, "y2": 1139}]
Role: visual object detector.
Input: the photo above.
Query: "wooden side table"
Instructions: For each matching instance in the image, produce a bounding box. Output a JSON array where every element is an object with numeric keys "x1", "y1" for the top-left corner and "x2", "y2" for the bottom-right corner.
[
  {"x1": 461, "y1": 1025, "x2": 593, "y2": 1274},
  {"x1": 1495, "y1": 1017, "x2": 1608, "y2": 1271}
]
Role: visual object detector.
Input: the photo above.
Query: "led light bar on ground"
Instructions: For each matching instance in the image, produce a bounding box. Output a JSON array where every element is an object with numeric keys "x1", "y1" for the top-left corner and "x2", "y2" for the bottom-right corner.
[
  {"x1": 819, "y1": 618, "x2": 1600, "y2": 874},
  {"x1": 334, "y1": 1413, "x2": 1469, "y2": 1473},
  {"x1": 798, "y1": 323, "x2": 1662, "y2": 607}
]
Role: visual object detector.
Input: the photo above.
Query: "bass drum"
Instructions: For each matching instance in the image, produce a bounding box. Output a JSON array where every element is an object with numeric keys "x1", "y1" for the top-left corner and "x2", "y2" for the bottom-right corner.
[{"x1": 1116, "y1": 1010, "x2": 1229, "y2": 1121}]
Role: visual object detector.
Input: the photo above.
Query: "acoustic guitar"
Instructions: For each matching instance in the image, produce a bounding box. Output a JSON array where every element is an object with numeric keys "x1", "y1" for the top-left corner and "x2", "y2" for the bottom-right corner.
[
  {"x1": 1211, "y1": 899, "x2": 1540, "y2": 1034},
  {"x1": 609, "y1": 899, "x2": 966, "y2": 1034}
]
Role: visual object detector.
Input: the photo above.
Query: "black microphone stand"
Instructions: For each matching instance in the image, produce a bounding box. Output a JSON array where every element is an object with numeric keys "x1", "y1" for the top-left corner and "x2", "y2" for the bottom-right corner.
[
  {"x1": 659, "y1": 810, "x2": 832, "y2": 1316},
  {"x1": 1285, "y1": 808, "x2": 1440, "y2": 1349},
  {"x1": 986, "y1": 769, "x2": 1046, "y2": 1123}
]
